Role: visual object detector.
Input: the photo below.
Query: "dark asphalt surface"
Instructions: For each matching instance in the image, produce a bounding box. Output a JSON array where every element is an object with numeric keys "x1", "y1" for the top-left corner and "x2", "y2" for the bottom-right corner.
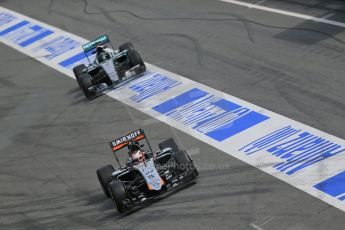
[{"x1": 1, "y1": 0, "x2": 345, "y2": 229}]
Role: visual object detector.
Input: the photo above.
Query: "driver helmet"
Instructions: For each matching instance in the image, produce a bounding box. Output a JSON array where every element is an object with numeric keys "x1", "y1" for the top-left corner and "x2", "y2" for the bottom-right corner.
[
  {"x1": 129, "y1": 142, "x2": 140, "y2": 153},
  {"x1": 129, "y1": 142, "x2": 144, "y2": 162},
  {"x1": 96, "y1": 45, "x2": 105, "y2": 53},
  {"x1": 131, "y1": 150, "x2": 144, "y2": 162},
  {"x1": 96, "y1": 45, "x2": 110, "y2": 63}
]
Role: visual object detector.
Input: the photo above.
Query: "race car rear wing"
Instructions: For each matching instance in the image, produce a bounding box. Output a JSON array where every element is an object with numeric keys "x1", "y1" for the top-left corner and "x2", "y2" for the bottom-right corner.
[
  {"x1": 109, "y1": 129, "x2": 153, "y2": 168},
  {"x1": 82, "y1": 35, "x2": 110, "y2": 52},
  {"x1": 82, "y1": 34, "x2": 116, "y2": 64},
  {"x1": 109, "y1": 129, "x2": 146, "y2": 152}
]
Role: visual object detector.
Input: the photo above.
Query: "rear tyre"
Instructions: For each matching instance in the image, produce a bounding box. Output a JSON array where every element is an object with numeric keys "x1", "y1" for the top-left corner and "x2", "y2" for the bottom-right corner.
[
  {"x1": 73, "y1": 64, "x2": 86, "y2": 87},
  {"x1": 79, "y1": 73, "x2": 93, "y2": 99},
  {"x1": 173, "y1": 150, "x2": 198, "y2": 178},
  {"x1": 96, "y1": 165, "x2": 115, "y2": 198},
  {"x1": 108, "y1": 180, "x2": 127, "y2": 213},
  {"x1": 159, "y1": 138, "x2": 179, "y2": 153},
  {"x1": 119, "y1": 42, "x2": 146, "y2": 70}
]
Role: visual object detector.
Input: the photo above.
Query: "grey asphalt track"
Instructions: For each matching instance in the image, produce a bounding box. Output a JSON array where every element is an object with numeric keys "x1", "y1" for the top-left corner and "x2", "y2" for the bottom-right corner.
[{"x1": 1, "y1": 0, "x2": 345, "y2": 229}]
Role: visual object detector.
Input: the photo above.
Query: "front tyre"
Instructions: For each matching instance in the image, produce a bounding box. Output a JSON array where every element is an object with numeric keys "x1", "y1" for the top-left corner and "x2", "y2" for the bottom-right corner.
[
  {"x1": 73, "y1": 64, "x2": 86, "y2": 87},
  {"x1": 79, "y1": 73, "x2": 93, "y2": 99},
  {"x1": 108, "y1": 180, "x2": 128, "y2": 213},
  {"x1": 96, "y1": 165, "x2": 115, "y2": 198}
]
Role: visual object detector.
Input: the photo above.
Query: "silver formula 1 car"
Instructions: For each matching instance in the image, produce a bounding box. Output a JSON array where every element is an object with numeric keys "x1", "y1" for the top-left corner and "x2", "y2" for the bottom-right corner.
[
  {"x1": 96, "y1": 129, "x2": 198, "y2": 213},
  {"x1": 73, "y1": 35, "x2": 146, "y2": 99}
]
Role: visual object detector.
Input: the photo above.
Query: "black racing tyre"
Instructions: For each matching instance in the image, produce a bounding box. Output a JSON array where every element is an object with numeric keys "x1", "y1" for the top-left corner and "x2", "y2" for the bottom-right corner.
[
  {"x1": 159, "y1": 138, "x2": 179, "y2": 153},
  {"x1": 119, "y1": 42, "x2": 133, "y2": 51},
  {"x1": 108, "y1": 180, "x2": 127, "y2": 213},
  {"x1": 174, "y1": 150, "x2": 197, "y2": 177},
  {"x1": 119, "y1": 42, "x2": 145, "y2": 68},
  {"x1": 73, "y1": 64, "x2": 86, "y2": 87},
  {"x1": 73, "y1": 64, "x2": 86, "y2": 76},
  {"x1": 96, "y1": 165, "x2": 115, "y2": 198},
  {"x1": 79, "y1": 73, "x2": 93, "y2": 99},
  {"x1": 192, "y1": 167, "x2": 199, "y2": 177}
]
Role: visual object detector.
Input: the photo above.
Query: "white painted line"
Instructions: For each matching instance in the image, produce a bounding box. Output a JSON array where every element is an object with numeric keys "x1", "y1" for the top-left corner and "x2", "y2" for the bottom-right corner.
[
  {"x1": 218, "y1": 0, "x2": 345, "y2": 28},
  {"x1": 250, "y1": 216, "x2": 274, "y2": 230},
  {"x1": 256, "y1": 0, "x2": 267, "y2": 6},
  {"x1": 322, "y1": 12, "x2": 335, "y2": 19},
  {"x1": 336, "y1": 193, "x2": 345, "y2": 199},
  {"x1": 259, "y1": 216, "x2": 275, "y2": 226},
  {"x1": 250, "y1": 223, "x2": 264, "y2": 230}
]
